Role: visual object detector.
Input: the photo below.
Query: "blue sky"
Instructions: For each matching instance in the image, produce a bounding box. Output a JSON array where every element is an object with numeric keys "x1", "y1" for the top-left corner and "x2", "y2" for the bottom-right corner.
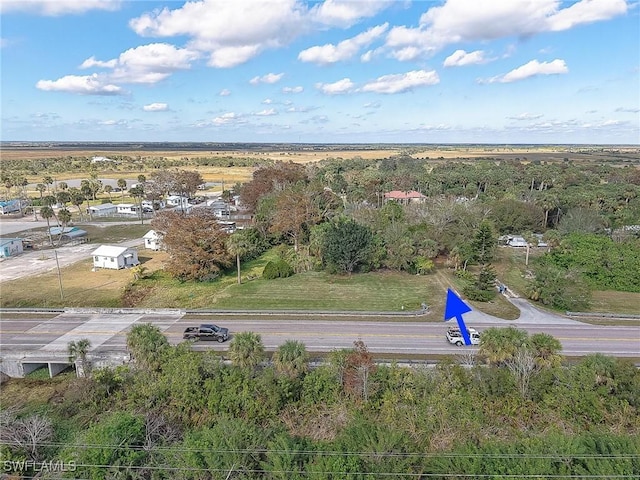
[{"x1": 1, "y1": 0, "x2": 639, "y2": 144}]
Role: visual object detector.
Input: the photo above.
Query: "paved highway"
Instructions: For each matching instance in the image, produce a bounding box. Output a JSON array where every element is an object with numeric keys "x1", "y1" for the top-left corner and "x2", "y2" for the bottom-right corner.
[{"x1": 1, "y1": 310, "x2": 638, "y2": 359}]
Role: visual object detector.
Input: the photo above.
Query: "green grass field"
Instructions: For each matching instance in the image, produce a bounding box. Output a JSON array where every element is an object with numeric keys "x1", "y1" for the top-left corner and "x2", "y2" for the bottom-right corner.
[{"x1": 1, "y1": 224, "x2": 638, "y2": 319}]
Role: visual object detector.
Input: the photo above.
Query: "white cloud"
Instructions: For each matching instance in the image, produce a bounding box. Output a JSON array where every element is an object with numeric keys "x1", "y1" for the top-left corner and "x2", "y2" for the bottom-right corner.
[
  {"x1": 143, "y1": 103, "x2": 168, "y2": 112},
  {"x1": 282, "y1": 86, "x2": 303, "y2": 93},
  {"x1": 0, "y1": 0, "x2": 121, "y2": 16},
  {"x1": 615, "y1": 107, "x2": 640, "y2": 113},
  {"x1": 487, "y1": 59, "x2": 568, "y2": 83},
  {"x1": 361, "y1": 70, "x2": 439, "y2": 94},
  {"x1": 546, "y1": 0, "x2": 628, "y2": 31},
  {"x1": 315, "y1": 78, "x2": 355, "y2": 95},
  {"x1": 286, "y1": 105, "x2": 315, "y2": 113},
  {"x1": 110, "y1": 43, "x2": 199, "y2": 84},
  {"x1": 262, "y1": 98, "x2": 273, "y2": 104},
  {"x1": 254, "y1": 108, "x2": 277, "y2": 116},
  {"x1": 509, "y1": 113, "x2": 544, "y2": 121},
  {"x1": 213, "y1": 112, "x2": 244, "y2": 125},
  {"x1": 386, "y1": 0, "x2": 627, "y2": 61},
  {"x1": 443, "y1": 49, "x2": 487, "y2": 67},
  {"x1": 309, "y1": 0, "x2": 392, "y2": 27},
  {"x1": 79, "y1": 56, "x2": 117, "y2": 69},
  {"x1": 208, "y1": 45, "x2": 260, "y2": 68},
  {"x1": 250, "y1": 72, "x2": 284, "y2": 85},
  {"x1": 130, "y1": 0, "x2": 306, "y2": 68},
  {"x1": 363, "y1": 102, "x2": 380, "y2": 108},
  {"x1": 36, "y1": 74, "x2": 123, "y2": 95},
  {"x1": 219, "y1": 89, "x2": 231, "y2": 96},
  {"x1": 360, "y1": 50, "x2": 374, "y2": 62},
  {"x1": 298, "y1": 23, "x2": 388, "y2": 65}
]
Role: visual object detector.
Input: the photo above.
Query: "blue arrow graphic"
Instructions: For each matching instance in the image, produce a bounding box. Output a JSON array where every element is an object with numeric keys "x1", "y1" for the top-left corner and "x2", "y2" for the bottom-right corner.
[{"x1": 444, "y1": 288, "x2": 473, "y2": 346}]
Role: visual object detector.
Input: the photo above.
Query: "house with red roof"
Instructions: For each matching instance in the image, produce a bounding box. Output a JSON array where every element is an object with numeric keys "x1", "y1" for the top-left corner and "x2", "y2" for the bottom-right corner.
[{"x1": 383, "y1": 190, "x2": 427, "y2": 205}]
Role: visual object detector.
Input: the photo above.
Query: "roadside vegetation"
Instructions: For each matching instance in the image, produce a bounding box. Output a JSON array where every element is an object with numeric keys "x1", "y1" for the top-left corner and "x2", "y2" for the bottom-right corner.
[
  {"x1": 1, "y1": 326, "x2": 638, "y2": 478},
  {"x1": 2, "y1": 150, "x2": 639, "y2": 317}
]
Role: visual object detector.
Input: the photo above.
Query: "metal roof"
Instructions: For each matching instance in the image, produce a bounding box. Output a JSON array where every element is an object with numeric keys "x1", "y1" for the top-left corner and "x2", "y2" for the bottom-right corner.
[{"x1": 91, "y1": 245, "x2": 133, "y2": 257}]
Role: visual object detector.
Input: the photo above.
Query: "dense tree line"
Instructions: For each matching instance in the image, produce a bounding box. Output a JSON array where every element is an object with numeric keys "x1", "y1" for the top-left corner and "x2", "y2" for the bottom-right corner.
[
  {"x1": 134, "y1": 158, "x2": 640, "y2": 311},
  {"x1": 1, "y1": 326, "x2": 638, "y2": 479}
]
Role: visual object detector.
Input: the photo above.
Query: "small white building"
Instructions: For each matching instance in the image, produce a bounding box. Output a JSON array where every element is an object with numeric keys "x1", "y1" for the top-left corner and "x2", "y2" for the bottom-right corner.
[
  {"x1": 143, "y1": 230, "x2": 163, "y2": 251},
  {"x1": 0, "y1": 238, "x2": 24, "y2": 258},
  {"x1": 166, "y1": 195, "x2": 190, "y2": 208},
  {"x1": 116, "y1": 203, "x2": 139, "y2": 216},
  {"x1": 88, "y1": 203, "x2": 117, "y2": 217},
  {"x1": 92, "y1": 245, "x2": 139, "y2": 270}
]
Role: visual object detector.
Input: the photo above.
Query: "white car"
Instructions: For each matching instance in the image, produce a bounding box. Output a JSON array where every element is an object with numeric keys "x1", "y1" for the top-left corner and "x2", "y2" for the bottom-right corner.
[{"x1": 446, "y1": 326, "x2": 480, "y2": 346}]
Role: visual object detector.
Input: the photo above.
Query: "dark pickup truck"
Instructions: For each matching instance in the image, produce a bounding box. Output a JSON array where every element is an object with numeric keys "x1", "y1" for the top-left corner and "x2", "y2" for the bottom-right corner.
[{"x1": 183, "y1": 324, "x2": 229, "y2": 342}]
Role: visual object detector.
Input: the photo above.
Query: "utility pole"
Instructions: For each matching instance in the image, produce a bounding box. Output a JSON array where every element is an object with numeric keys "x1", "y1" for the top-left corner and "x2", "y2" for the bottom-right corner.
[{"x1": 54, "y1": 249, "x2": 64, "y2": 300}]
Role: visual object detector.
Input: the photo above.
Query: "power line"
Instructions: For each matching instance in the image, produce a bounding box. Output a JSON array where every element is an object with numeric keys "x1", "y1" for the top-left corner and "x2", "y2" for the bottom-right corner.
[{"x1": 3, "y1": 441, "x2": 639, "y2": 459}]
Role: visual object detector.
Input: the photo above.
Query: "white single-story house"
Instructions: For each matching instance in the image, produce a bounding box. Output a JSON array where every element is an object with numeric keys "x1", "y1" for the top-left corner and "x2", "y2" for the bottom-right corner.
[
  {"x1": 88, "y1": 203, "x2": 117, "y2": 217},
  {"x1": 0, "y1": 238, "x2": 24, "y2": 257},
  {"x1": 92, "y1": 245, "x2": 139, "y2": 270},
  {"x1": 143, "y1": 230, "x2": 163, "y2": 251},
  {"x1": 116, "y1": 203, "x2": 139, "y2": 215},
  {"x1": 166, "y1": 195, "x2": 190, "y2": 208}
]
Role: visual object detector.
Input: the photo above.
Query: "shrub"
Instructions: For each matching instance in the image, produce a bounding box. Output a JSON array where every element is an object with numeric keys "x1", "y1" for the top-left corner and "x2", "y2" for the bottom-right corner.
[{"x1": 262, "y1": 259, "x2": 294, "y2": 280}]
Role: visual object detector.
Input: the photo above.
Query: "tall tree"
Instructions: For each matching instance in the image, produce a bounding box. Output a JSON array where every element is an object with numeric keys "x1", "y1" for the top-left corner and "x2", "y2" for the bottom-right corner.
[
  {"x1": 240, "y1": 162, "x2": 308, "y2": 212},
  {"x1": 226, "y1": 230, "x2": 253, "y2": 284},
  {"x1": 151, "y1": 209, "x2": 232, "y2": 282},
  {"x1": 40, "y1": 206, "x2": 55, "y2": 247},
  {"x1": 103, "y1": 184, "x2": 113, "y2": 202},
  {"x1": 117, "y1": 178, "x2": 128, "y2": 201},
  {"x1": 69, "y1": 188, "x2": 85, "y2": 220},
  {"x1": 269, "y1": 186, "x2": 318, "y2": 251},
  {"x1": 322, "y1": 218, "x2": 374, "y2": 274},
  {"x1": 56, "y1": 208, "x2": 72, "y2": 246},
  {"x1": 129, "y1": 185, "x2": 145, "y2": 225}
]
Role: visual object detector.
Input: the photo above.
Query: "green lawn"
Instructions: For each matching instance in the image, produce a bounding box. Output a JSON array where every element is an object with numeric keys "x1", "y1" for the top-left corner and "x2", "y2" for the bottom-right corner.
[
  {"x1": 213, "y1": 270, "x2": 438, "y2": 312},
  {"x1": 2, "y1": 230, "x2": 637, "y2": 320}
]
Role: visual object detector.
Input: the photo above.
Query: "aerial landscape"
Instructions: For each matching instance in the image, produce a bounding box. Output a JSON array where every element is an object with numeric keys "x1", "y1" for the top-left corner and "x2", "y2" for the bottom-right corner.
[{"x1": 1, "y1": 1, "x2": 639, "y2": 479}]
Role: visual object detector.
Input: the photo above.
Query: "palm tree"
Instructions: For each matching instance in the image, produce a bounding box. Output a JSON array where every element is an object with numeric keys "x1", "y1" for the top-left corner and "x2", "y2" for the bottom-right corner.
[
  {"x1": 68, "y1": 338, "x2": 91, "y2": 377},
  {"x1": 129, "y1": 185, "x2": 145, "y2": 225},
  {"x1": 35, "y1": 183, "x2": 47, "y2": 201},
  {"x1": 40, "y1": 206, "x2": 55, "y2": 247},
  {"x1": 42, "y1": 176, "x2": 54, "y2": 194},
  {"x1": 226, "y1": 231, "x2": 252, "y2": 284},
  {"x1": 117, "y1": 178, "x2": 127, "y2": 201},
  {"x1": 55, "y1": 208, "x2": 72, "y2": 246},
  {"x1": 273, "y1": 340, "x2": 309, "y2": 378},
  {"x1": 228, "y1": 331, "x2": 264, "y2": 370},
  {"x1": 528, "y1": 333, "x2": 563, "y2": 369},
  {"x1": 81, "y1": 182, "x2": 93, "y2": 220},
  {"x1": 103, "y1": 185, "x2": 113, "y2": 202},
  {"x1": 478, "y1": 326, "x2": 528, "y2": 366},
  {"x1": 126, "y1": 323, "x2": 169, "y2": 372},
  {"x1": 70, "y1": 189, "x2": 85, "y2": 220}
]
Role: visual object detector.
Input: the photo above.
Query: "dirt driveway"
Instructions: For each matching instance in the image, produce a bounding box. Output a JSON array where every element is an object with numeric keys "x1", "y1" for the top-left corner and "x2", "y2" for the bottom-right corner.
[{"x1": 1, "y1": 218, "x2": 143, "y2": 283}]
